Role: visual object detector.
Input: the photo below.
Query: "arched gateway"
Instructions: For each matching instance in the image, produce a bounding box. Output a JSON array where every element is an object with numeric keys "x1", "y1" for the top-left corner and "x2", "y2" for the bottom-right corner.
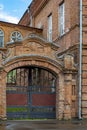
[
  {"x1": 5, "y1": 57, "x2": 61, "y2": 119},
  {"x1": 6, "y1": 66, "x2": 57, "y2": 119},
  {"x1": 0, "y1": 34, "x2": 76, "y2": 120}
]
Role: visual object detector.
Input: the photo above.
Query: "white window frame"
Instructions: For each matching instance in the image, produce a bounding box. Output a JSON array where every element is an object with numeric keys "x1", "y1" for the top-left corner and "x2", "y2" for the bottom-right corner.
[
  {"x1": 29, "y1": 15, "x2": 32, "y2": 27},
  {"x1": 59, "y1": 2, "x2": 65, "y2": 36},
  {"x1": 0, "y1": 29, "x2": 4, "y2": 48},
  {"x1": 48, "y1": 14, "x2": 52, "y2": 41},
  {"x1": 10, "y1": 31, "x2": 22, "y2": 42}
]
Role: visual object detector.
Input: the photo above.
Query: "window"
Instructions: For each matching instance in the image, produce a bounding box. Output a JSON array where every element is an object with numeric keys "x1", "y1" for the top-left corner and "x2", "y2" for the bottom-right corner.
[
  {"x1": 11, "y1": 31, "x2": 22, "y2": 42},
  {"x1": 29, "y1": 15, "x2": 32, "y2": 27},
  {"x1": 0, "y1": 29, "x2": 4, "y2": 47},
  {"x1": 59, "y1": 2, "x2": 65, "y2": 36},
  {"x1": 72, "y1": 85, "x2": 76, "y2": 95},
  {"x1": 48, "y1": 14, "x2": 52, "y2": 41}
]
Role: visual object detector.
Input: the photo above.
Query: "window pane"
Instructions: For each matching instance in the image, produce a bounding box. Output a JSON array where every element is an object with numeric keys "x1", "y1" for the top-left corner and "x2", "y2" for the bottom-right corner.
[
  {"x1": 0, "y1": 29, "x2": 4, "y2": 47},
  {"x1": 11, "y1": 31, "x2": 22, "y2": 42},
  {"x1": 59, "y1": 2, "x2": 65, "y2": 36},
  {"x1": 48, "y1": 14, "x2": 52, "y2": 41},
  {"x1": 0, "y1": 36, "x2": 3, "y2": 46}
]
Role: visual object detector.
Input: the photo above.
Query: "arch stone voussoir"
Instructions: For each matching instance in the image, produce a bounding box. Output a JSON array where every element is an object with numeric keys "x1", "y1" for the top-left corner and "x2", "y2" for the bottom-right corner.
[{"x1": 3, "y1": 55, "x2": 63, "y2": 74}]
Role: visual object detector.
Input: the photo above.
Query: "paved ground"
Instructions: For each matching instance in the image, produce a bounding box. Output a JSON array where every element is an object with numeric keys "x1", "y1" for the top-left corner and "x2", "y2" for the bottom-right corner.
[{"x1": 0, "y1": 119, "x2": 87, "y2": 130}]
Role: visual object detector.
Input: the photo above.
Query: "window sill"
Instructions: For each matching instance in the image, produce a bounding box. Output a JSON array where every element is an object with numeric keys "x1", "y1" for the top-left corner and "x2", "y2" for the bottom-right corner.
[{"x1": 59, "y1": 32, "x2": 65, "y2": 38}]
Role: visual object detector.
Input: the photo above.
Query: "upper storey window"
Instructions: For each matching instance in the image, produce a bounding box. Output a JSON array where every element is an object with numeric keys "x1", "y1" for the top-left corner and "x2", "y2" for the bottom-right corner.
[
  {"x1": 0, "y1": 29, "x2": 4, "y2": 47},
  {"x1": 29, "y1": 16, "x2": 32, "y2": 27},
  {"x1": 48, "y1": 14, "x2": 52, "y2": 41},
  {"x1": 59, "y1": 2, "x2": 65, "y2": 36},
  {"x1": 11, "y1": 31, "x2": 22, "y2": 42}
]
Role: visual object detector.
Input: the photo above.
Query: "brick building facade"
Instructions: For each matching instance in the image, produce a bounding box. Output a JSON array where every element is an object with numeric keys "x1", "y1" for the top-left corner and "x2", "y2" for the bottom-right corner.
[{"x1": 0, "y1": 0, "x2": 86, "y2": 120}]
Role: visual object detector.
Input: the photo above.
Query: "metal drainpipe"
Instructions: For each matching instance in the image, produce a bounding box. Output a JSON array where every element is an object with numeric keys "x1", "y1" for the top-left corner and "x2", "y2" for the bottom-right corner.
[{"x1": 79, "y1": 0, "x2": 82, "y2": 120}]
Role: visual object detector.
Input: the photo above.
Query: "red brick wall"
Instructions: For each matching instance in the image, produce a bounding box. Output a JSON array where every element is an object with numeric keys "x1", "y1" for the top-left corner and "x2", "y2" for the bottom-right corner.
[
  {"x1": 81, "y1": 0, "x2": 87, "y2": 118},
  {"x1": 19, "y1": 0, "x2": 80, "y2": 52}
]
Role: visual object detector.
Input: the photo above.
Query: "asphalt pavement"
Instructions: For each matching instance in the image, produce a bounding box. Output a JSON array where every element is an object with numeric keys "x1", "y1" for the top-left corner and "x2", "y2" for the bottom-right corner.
[{"x1": 0, "y1": 119, "x2": 87, "y2": 130}]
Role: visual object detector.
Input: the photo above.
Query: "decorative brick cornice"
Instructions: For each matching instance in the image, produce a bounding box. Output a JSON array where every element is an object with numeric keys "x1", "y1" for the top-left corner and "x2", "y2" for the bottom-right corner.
[
  {"x1": 29, "y1": 0, "x2": 49, "y2": 17},
  {"x1": 57, "y1": 44, "x2": 79, "y2": 57},
  {"x1": 19, "y1": 0, "x2": 49, "y2": 25},
  {"x1": 63, "y1": 69, "x2": 77, "y2": 74},
  {"x1": 0, "y1": 21, "x2": 42, "y2": 32},
  {"x1": 7, "y1": 33, "x2": 59, "y2": 51}
]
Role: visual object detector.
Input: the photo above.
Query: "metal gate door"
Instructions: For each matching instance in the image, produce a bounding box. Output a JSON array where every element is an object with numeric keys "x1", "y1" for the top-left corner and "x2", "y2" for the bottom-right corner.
[
  {"x1": 29, "y1": 88, "x2": 56, "y2": 118},
  {"x1": 6, "y1": 67, "x2": 56, "y2": 119}
]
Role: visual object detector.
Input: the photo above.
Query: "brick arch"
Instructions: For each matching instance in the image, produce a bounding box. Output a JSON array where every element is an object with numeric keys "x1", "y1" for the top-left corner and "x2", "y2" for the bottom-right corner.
[
  {"x1": 4, "y1": 56, "x2": 63, "y2": 76},
  {"x1": 1, "y1": 56, "x2": 64, "y2": 119}
]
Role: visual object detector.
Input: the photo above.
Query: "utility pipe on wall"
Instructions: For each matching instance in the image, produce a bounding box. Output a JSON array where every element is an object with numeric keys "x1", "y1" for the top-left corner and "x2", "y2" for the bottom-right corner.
[{"x1": 79, "y1": 0, "x2": 82, "y2": 119}]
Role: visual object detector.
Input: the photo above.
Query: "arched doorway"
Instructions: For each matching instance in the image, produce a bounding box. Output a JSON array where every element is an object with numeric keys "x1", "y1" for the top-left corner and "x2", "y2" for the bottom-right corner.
[{"x1": 6, "y1": 66, "x2": 57, "y2": 119}]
